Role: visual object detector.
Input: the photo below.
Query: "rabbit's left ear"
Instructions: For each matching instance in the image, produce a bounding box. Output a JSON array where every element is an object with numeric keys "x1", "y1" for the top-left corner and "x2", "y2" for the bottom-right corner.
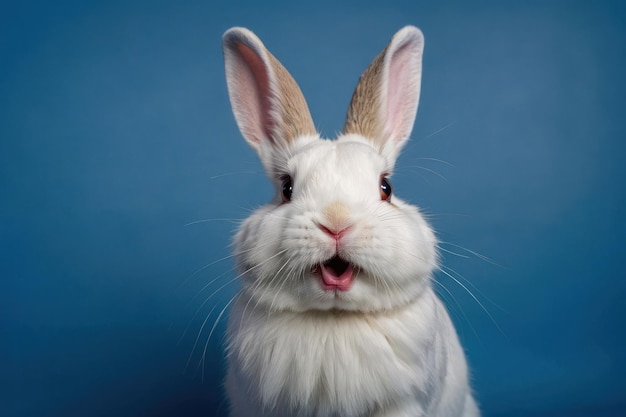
[
  {"x1": 223, "y1": 27, "x2": 316, "y2": 167},
  {"x1": 343, "y1": 26, "x2": 424, "y2": 163}
]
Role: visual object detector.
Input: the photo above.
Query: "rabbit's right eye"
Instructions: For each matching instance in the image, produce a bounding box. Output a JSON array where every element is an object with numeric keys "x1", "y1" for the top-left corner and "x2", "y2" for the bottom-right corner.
[
  {"x1": 380, "y1": 176, "x2": 392, "y2": 201},
  {"x1": 281, "y1": 176, "x2": 293, "y2": 202}
]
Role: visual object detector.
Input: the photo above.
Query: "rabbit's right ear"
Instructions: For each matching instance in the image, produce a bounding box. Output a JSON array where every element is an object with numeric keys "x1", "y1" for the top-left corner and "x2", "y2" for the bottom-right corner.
[
  {"x1": 343, "y1": 26, "x2": 424, "y2": 165},
  {"x1": 222, "y1": 28, "x2": 316, "y2": 164}
]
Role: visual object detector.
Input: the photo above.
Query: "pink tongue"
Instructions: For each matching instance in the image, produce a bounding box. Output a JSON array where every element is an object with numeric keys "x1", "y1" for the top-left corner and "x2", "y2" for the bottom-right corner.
[{"x1": 320, "y1": 263, "x2": 354, "y2": 291}]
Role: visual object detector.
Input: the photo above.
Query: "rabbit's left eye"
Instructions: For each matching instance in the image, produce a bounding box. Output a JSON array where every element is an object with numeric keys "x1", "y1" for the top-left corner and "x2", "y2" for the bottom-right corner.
[
  {"x1": 281, "y1": 176, "x2": 293, "y2": 202},
  {"x1": 380, "y1": 176, "x2": 392, "y2": 201}
]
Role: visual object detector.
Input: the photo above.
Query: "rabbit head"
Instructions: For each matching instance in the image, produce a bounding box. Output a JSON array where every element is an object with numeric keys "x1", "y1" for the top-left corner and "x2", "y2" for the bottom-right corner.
[{"x1": 223, "y1": 26, "x2": 437, "y2": 313}]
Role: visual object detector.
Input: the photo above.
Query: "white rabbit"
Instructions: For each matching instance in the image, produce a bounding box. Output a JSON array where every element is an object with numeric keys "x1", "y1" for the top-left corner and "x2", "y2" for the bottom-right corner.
[{"x1": 221, "y1": 26, "x2": 479, "y2": 417}]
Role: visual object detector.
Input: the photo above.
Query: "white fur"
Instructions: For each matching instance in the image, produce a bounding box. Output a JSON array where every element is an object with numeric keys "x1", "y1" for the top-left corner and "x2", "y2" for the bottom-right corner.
[
  {"x1": 222, "y1": 26, "x2": 479, "y2": 417},
  {"x1": 227, "y1": 289, "x2": 477, "y2": 417}
]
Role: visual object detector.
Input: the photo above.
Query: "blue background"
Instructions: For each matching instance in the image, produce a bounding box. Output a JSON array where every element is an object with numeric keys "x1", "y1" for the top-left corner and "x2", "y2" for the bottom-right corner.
[{"x1": 2, "y1": 1, "x2": 625, "y2": 416}]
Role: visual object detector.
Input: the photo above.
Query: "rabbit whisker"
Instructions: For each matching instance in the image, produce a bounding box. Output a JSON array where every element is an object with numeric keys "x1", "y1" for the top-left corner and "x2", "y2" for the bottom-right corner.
[
  {"x1": 437, "y1": 265, "x2": 505, "y2": 337},
  {"x1": 185, "y1": 218, "x2": 244, "y2": 227},
  {"x1": 437, "y1": 246, "x2": 471, "y2": 259},
  {"x1": 266, "y1": 253, "x2": 300, "y2": 314},
  {"x1": 422, "y1": 121, "x2": 457, "y2": 140},
  {"x1": 176, "y1": 253, "x2": 240, "y2": 293},
  {"x1": 399, "y1": 165, "x2": 448, "y2": 182},
  {"x1": 431, "y1": 278, "x2": 481, "y2": 342},
  {"x1": 197, "y1": 292, "x2": 241, "y2": 382},
  {"x1": 180, "y1": 274, "x2": 239, "y2": 346},
  {"x1": 438, "y1": 241, "x2": 502, "y2": 267},
  {"x1": 408, "y1": 157, "x2": 455, "y2": 168},
  {"x1": 183, "y1": 248, "x2": 288, "y2": 356},
  {"x1": 238, "y1": 248, "x2": 291, "y2": 328},
  {"x1": 209, "y1": 170, "x2": 261, "y2": 180},
  {"x1": 440, "y1": 263, "x2": 506, "y2": 313}
]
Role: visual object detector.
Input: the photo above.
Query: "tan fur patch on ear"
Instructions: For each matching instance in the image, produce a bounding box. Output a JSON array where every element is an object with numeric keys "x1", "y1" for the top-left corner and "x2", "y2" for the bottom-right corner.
[
  {"x1": 343, "y1": 47, "x2": 387, "y2": 141},
  {"x1": 267, "y1": 53, "x2": 316, "y2": 143}
]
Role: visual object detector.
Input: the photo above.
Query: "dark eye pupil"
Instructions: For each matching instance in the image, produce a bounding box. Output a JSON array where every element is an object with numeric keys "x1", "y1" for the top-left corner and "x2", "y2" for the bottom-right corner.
[
  {"x1": 282, "y1": 177, "x2": 293, "y2": 202},
  {"x1": 380, "y1": 177, "x2": 392, "y2": 201}
]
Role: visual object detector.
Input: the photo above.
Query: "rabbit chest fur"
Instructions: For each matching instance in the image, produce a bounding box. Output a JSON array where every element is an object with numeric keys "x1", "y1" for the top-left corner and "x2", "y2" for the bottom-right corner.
[{"x1": 226, "y1": 290, "x2": 474, "y2": 417}]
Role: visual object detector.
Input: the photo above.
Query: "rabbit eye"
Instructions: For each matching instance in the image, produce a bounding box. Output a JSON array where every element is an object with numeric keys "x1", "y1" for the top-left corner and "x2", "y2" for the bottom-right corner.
[
  {"x1": 380, "y1": 176, "x2": 392, "y2": 201},
  {"x1": 281, "y1": 176, "x2": 293, "y2": 202}
]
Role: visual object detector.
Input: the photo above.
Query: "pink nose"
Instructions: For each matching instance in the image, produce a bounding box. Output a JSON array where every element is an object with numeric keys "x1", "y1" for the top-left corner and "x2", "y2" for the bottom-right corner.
[{"x1": 319, "y1": 224, "x2": 351, "y2": 240}]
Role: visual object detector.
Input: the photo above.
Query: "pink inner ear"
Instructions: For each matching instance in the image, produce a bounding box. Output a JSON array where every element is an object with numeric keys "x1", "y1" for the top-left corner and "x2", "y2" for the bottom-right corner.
[
  {"x1": 386, "y1": 42, "x2": 418, "y2": 143},
  {"x1": 235, "y1": 43, "x2": 276, "y2": 144}
]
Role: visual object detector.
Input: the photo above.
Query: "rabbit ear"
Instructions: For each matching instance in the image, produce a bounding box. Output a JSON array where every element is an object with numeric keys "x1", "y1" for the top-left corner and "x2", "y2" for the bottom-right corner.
[
  {"x1": 223, "y1": 27, "x2": 316, "y2": 159},
  {"x1": 343, "y1": 26, "x2": 424, "y2": 162}
]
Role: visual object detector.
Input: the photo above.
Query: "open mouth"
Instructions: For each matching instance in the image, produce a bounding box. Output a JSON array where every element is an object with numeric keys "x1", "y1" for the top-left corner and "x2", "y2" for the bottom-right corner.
[{"x1": 314, "y1": 256, "x2": 355, "y2": 292}]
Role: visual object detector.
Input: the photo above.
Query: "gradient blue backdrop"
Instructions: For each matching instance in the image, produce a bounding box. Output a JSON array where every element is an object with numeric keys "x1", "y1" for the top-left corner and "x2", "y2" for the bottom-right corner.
[{"x1": 2, "y1": 1, "x2": 625, "y2": 416}]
